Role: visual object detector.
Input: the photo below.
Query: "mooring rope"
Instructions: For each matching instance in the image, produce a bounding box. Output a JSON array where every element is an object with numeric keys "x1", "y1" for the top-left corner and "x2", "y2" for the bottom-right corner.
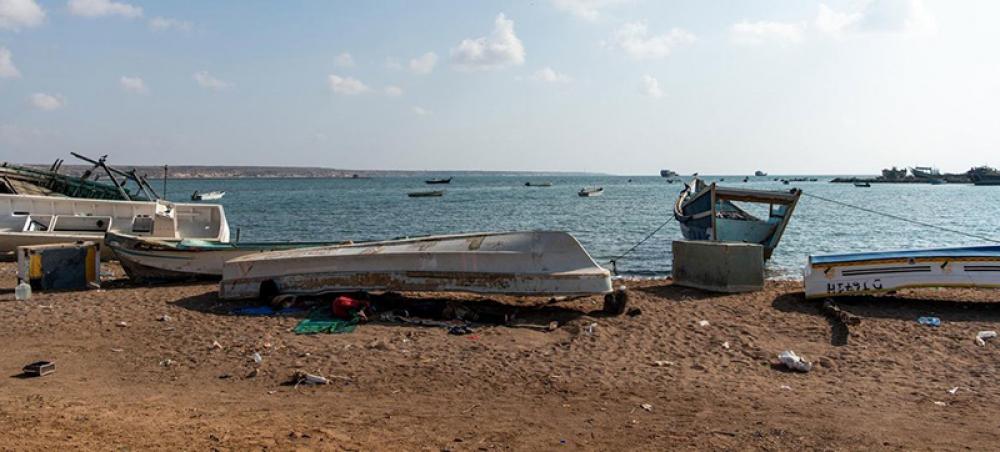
[
  {"x1": 606, "y1": 216, "x2": 675, "y2": 275},
  {"x1": 802, "y1": 192, "x2": 1000, "y2": 244}
]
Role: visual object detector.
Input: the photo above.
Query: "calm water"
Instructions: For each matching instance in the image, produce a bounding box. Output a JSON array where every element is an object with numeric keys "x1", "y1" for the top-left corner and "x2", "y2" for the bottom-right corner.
[{"x1": 165, "y1": 176, "x2": 1000, "y2": 279}]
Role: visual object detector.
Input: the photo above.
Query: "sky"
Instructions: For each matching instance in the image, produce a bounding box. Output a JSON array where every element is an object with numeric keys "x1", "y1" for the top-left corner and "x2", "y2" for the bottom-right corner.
[{"x1": 1, "y1": 0, "x2": 999, "y2": 175}]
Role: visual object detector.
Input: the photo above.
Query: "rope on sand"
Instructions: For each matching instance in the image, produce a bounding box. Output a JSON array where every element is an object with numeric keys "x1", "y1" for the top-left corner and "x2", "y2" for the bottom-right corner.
[
  {"x1": 802, "y1": 192, "x2": 1000, "y2": 244},
  {"x1": 606, "y1": 216, "x2": 675, "y2": 275}
]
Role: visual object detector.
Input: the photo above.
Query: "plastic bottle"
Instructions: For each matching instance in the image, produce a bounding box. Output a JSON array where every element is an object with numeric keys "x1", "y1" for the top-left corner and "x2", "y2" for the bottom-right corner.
[{"x1": 14, "y1": 279, "x2": 31, "y2": 301}]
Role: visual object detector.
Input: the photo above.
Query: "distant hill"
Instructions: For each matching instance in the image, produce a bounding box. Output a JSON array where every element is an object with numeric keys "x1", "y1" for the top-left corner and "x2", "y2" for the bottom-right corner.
[{"x1": 17, "y1": 164, "x2": 599, "y2": 179}]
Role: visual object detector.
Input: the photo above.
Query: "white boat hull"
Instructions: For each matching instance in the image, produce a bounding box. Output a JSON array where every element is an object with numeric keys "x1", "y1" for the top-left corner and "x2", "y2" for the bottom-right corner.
[
  {"x1": 804, "y1": 246, "x2": 1000, "y2": 298},
  {"x1": 220, "y1": 231, "x2": 612, "y2": 300}
]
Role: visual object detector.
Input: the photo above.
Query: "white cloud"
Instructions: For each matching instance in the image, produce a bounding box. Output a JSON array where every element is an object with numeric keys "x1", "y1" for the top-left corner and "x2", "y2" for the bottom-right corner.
[
  {"x1": 334, "y1": 52, "x2": 355, "y2": 68},
  {"x1": 30, "y1": 92, "x2": 63, "y2": 110},
  {"x1": 815, "y1": 4, "x2": 861, "y2": 35},
  {"x1": 730, "y1": 20, "x2": 806, "y2": 46},
  {"x1": 530, "y1": 67, "x2": 572, "y2": 83},
  {"x1": 611, "y1": 22, "x2": 695, "y2": 59},
  {"x1": 192, "y1": 71, "x2": 232, "y2": 90},
  {"x1": 384, "y1": 85, "x2": 403, "y2": 97},
  {"x1": 0, "y1": 46, "x2": 20, "y2": 78},
  {"x1": 857, "y1": 0, "x2": 936, "y2": 36},
  {"x1": 68, "y1": 0, "x2": 141, "y2": 18},
  {"x1": 0, "y1": 0, "x2": 45, "y2": 30},
  {"x1": 409, "y1": 52, "x2": 437, "y2": 75},
  {"x1": 328, "y1": 74, "x2": 369, "y2": 95},
  {"x1": 412, "y1": 106, "x2": 432, "y2": 116},
  {"x1": 148, "y1": 16, "x2": 192, "y2": 32},
  {"x1": 450, "y1": 13, "x2": 525, "y2": 71},
  {"x1": 120, "y1": 76, "x2": 147, "y2": 94},
  {"x1": 550, "y1": 0, "x2": 629, "y2": 22},
  {"x1": 640, "y1": 75, "x2": 663, "y2": 98}
]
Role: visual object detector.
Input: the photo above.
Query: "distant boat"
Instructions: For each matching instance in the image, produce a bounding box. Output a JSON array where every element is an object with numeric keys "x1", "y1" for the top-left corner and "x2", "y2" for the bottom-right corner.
[
  {"x1": 968, "y1": 166, "x2": 1000, "y2": 186},
  {"x1": 425, "y1": 177, "x2": 452, "y2": 185},
  {"x1": 742, "y1": 177, "x2": 749, "y2": 183},
  {"x1": 853, "y1": 182, "x2": 871, "y2": 188},
  {"x1": 755, "y1": 171, "x2": 767, "y2": 177},
  {"x1": 578, "y1": 187, "x2": 604, "y2": 197},
  {"x1": 673, "y1": 178, "x2": 801, "y2": 260},
  {"x1": 191, "y1": 190, "x2": 225, "y2": 201},
  {"x1": 928, "y1": 178, "x2": 946, "y2": 185},
  {"x1": 660, "y1": 170, "x2": 678, "y2": 178},
  {"x1": 525, "y1": 182, "x2": 553, "y2": 187},
  {"x1": 218, "y1": 231, "x2": 614, "y2": 300},
  {"x1": 408, "y1": 190, "x2": 444, "y2": 198},
  {"x1": 910, "y1": 166, "x2": 941, "y2": 179}
]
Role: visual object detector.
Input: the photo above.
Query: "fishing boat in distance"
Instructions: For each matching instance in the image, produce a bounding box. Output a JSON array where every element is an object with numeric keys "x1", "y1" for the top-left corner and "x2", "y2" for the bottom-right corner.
[
  {"x1": 910, "y1": 166, "x2": 941, "y2": 179},
  {"x1": 105, "y1": 232, "x2": 345, "y2": 283},
  {"x1": 804, "y1": 246, "x2": 1000, "y2": 298},
  {"x1": 219, "y1": 231, "x2": 613, "y2": 300},
  {"x1": 968, "y1": 166, "x2": 1000, "y2": 186},
  {"x1": 578, "y1": 187, "x2": 604, "y2": 197},
  {"x1": 425, "y1": 177, "x2": 453, "y2": 185},
  {"x1": 754, "y1": 170, "x2": 767, "y2": 177},
  {"x1": 191, "y1": 190, "x2": 225, "y2": 201},
  {"x1": 673, "y1": 178, "x2": 801, "y2": 260},
  {"x1": 525, "y1": 181, "x2": 553, "y2": 187},
  {"x1": 0, "y1": 193, "x2": 229, "y2": 259},
  {"x1": 408, "y1": 190, "x2": 444, "y2": 198},
  {"x1": 853, "y1": 182, "x2": 871, "y2": 187},
  {"x1": 660, "y1": 169, "x2": 678, "y2": 178}
]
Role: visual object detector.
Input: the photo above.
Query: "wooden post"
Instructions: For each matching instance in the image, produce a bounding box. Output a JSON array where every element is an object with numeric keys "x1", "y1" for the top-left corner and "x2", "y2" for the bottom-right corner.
[{"x1": 162, "y1": 165, "x2": 168, "y2": 199}]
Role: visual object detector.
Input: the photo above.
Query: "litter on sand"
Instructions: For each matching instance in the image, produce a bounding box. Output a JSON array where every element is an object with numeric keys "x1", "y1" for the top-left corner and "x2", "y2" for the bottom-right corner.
[
  {"x1": 777, "y1": 350, "x2": 813, "y2": 372},
  {"x1": 640, "y1": 403, "x2": 653, "y2": 412},
  {"x1": 653, "y1": 360, "x2": 676, "y2": 367},
  {"x1": 975, "y1": 330, "x2": 997, "y2": 347},
  {"x1": 294, "y1": 371, "x2": 331, "y2": 386},
  {"x1": 251, "y1": 352, "x2": 262, "y2": 364},
  {"x1": 933, "y1": 401, "x2": 947, "y2": 407},
  {"x1": 917, "y1": 316, "x2": 941, "y2": 327},
  {"x1": 948, "y1": 387, "x2": 960, "y2": 395},
  {"x1": 698, "y1": 320, "x2": 710, "y2": 327}
]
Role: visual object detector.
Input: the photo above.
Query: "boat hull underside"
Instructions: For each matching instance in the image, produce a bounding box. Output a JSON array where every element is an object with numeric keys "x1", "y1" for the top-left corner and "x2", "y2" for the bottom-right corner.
[{"x1": 805, "y1": 257, "x2": 1000, "y2": 298}]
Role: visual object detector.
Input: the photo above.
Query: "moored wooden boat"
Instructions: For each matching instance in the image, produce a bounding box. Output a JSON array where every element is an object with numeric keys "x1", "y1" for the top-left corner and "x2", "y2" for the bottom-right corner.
[
  {"x1": 408, "y1": 190, "x2": 444, "y2": 198},
  {"x1": 219, "y1": 231, "x2": 613, "y2": 300},
  {"x1": 804, "y1": 246, "x2": 1000, "y2": 298},
  {"x1": 673, "y1": 178, "x2": 800, "y2": 260},
  {"x1": 0, "y1": 194, "x2": 228, "y2": 259},
  {"x1": 578, "y1": 187, "x2": 603, "y2": 197},
  {"x1": 105, "y1": 232, "x2": 345, "y2": 283},
  {"x1": 425, "y1": 177, "x2": 452, "y2": 184},
  {"x1": 525, "y1": 182, "x2": 553, "y2": 187}
]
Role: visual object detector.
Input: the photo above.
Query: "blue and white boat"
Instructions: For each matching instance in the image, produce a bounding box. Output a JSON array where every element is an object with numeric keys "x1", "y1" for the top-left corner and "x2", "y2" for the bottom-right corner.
[
  {"x1": 804, "y1": 246, "x2": 1000, "y2": 298},
  {"x1": 673, "y1": 178, "x2": 801, "y2": 260}
]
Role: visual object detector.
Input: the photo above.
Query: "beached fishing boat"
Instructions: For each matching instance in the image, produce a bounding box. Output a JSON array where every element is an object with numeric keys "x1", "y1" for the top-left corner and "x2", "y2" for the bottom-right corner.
[
  {"x1": 1, "y1": 153, "x2": 160, "y2": 201},
  {"x1": 105, "y1": 232, "x2": 343, "y2": 283},
  {"x1": 673, "y1": 178, "x2": 800, "y2": 260},
  {"x1": 219, "y1": 231, "x2": 613, "y2": 300},
  {"x1": 191, "y1": 190, "x2": 225, "y2": 201},
  {"x1": 804, "y1": 246, "x2": 1000, "y2": 298},
  {"x1": 425, "y1": 177, "x2": 452, "y2": 185},
  {"x1": 0, "y1": 194, "x2": 228, "y2": 259},
  {"x1": 525, "y1": 182, "x2": 553, "y2": 187},
  {"x1": 578, "y1": 187, "x2": 603, "y2": 197},
  {"x1": 408, "y1": 190, "x2": 444, "y2": 198}
]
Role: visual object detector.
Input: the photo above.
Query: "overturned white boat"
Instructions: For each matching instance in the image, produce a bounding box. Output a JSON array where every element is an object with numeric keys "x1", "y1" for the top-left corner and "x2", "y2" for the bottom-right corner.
[
  {"x1": 0, "y1": 194, "x2": 229, "y2": 259},
  {"x1": 219, "y1": 231, "x2": 612, "y2": 300},
  {"x1": 804, "y1": 246, "x2": 1000, "y2": 298}
]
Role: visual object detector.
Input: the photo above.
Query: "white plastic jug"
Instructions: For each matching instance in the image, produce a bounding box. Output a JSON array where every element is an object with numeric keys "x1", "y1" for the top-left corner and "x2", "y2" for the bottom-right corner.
[{"x1": 14, "y1": 279, "x2": 31, "y2": 301}]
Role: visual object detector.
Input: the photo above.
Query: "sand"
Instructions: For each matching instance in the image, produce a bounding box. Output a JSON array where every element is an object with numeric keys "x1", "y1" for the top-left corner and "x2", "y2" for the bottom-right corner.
[{"x1": 1, "y1": 261, "x2": 1000, "y2": 450}]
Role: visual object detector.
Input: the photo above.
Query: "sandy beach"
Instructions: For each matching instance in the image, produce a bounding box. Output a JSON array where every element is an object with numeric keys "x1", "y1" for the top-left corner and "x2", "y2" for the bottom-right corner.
[{"x1": 2, "y1": 261, "x2": 1000, "y2": 450}]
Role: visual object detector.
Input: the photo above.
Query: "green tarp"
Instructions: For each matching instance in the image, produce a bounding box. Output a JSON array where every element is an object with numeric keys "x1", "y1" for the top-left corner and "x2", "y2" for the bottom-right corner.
[{"x1": 293, "y1": 310, "x2": 358, "y2": 334}]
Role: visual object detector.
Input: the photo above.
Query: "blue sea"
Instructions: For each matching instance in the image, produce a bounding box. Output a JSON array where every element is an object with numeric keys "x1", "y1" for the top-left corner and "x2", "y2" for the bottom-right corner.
[{"x1": 165, "y1": 176, "x2": 999, "y2": 279}]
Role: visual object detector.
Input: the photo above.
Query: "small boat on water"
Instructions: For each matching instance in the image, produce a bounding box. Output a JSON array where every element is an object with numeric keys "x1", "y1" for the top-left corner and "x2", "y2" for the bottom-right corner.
[
  {"x1": 0, "y1": 194, "x2": 229, "y2": 259},
  {"x1": 219, "y1": 231, "x2": 613, "y2": 300},
  {"x1": 425, "y1": 177, "x2": 453, "y2": 185},
  {"x1": 525, "y1": 182, "x2": 553, "y2": 187},
  {"x1": 408, "y1": 190, "x2": 444, "y2": 198},
  {"x1": 105, "y1": 232, "x2": 345, "y2": 283},
  {"x1": 804, "y1": 246, "x2": 1000, "y2": 298},
  {"x1": 191, "y1": 190, "x2": 225, "y2": 201},
  {"x1": 755, "y1": 170, "x2": 767, "y2": 177},
  {"x1": 578, "y1": 187, "x2": 604, "y2": 197},
  {"x1": 853, "y1": 182, "x2": 871, "y2": 187},
  {"x1": 660, "y1": 169, "x2": 678, "y2": 178},
  {"x1": 673, "y1": 178, "x2": 801, "y2": 260}
]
